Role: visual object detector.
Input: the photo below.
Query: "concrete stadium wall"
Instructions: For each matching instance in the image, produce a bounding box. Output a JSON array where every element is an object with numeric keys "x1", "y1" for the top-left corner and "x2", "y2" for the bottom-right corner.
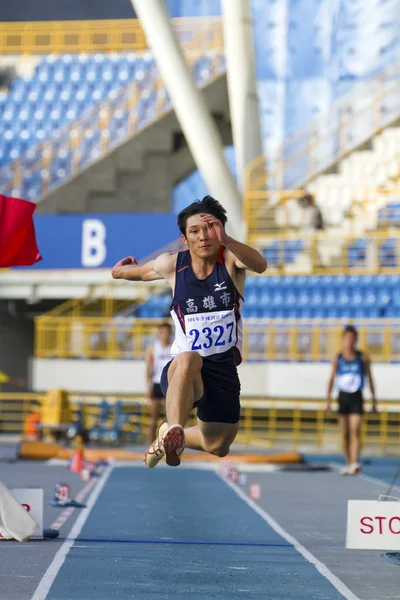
[{"x1": 32, "y1": 358, "x2": 398, "y2": 400}]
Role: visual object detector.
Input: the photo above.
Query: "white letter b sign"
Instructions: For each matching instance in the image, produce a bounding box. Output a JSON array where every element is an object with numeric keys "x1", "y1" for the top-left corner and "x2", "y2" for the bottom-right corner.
[{"x1": 81, "y1": 219, "x2": 107, "y2": 267}]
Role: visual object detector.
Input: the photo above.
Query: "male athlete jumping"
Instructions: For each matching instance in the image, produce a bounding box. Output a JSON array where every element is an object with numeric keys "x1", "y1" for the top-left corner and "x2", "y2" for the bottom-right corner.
[{"x1": 112, "y1": 196, "x2": 267, "y2": 467}]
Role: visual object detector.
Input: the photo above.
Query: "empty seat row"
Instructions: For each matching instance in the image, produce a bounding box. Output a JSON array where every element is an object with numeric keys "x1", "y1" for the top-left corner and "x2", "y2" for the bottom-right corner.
[
  {"x1": 132, "y1": 273, "x2": 400, "y2": 320},
  {"x1": 0, "y1": 52, "x2": 216, "y2": 175}
]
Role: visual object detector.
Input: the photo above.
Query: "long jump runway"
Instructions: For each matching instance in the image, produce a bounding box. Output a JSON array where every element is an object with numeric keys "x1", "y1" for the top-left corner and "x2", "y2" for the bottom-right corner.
[{"x1": 1, "y1": 456, "x2": 400, "y2": 600}]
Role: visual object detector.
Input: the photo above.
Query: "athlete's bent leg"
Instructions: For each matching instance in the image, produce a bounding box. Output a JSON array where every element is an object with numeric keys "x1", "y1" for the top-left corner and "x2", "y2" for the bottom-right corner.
[
  {"x1": 184, "y1": 420, "x2": 239, "y2": 457},
  {"x1": 165, "y1": 351, "x2": 204, "y2": 426},
  {"x1": 144, "y1": 352, "x2": 203, "y2": 469}
]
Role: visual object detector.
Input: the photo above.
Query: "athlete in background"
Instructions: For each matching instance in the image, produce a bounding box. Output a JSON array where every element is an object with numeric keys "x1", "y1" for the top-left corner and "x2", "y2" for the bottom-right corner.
[
  {"x1": 145, "y1": 323, "x2": 172, "y2": 444},
  {"x1": 112, "y1": 196, "x2": 267, "y2": 468},
  {"x1": 326, "y1": 325, "x2": 377, "y2": 475}
]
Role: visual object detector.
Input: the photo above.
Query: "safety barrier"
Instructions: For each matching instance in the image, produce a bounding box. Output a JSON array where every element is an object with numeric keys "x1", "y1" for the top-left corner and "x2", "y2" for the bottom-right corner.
[
  {"x1": 244, "y1": 58, "x2": 400, "y2": 192},
  {"x1": 244, "y1": 187, "x2": 400, "y2": 240},
  {"x1": 0, "y1": 17, "x2": 221, "y2": 54},
  {"x1": 247, "y1": 229, "x2": 400, "y2": 275},
  {"x1": 0, "y1": 393, "x2": 45, "y2": 434},
  {"x1": 1, "y1": 393, "x2": 399, "y2": 455},
  {"x1": 34, "y1": 318, "x2": 400, "y2": 362}
]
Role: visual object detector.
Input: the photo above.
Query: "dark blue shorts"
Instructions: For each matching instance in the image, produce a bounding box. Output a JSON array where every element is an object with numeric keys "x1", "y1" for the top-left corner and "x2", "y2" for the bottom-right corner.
[
  {"x1": 338, "y1": 390, "x2": 364, "y2": 415},
  {"x1": 160, "y1": 357, "x2": 241, "y2": 424}
]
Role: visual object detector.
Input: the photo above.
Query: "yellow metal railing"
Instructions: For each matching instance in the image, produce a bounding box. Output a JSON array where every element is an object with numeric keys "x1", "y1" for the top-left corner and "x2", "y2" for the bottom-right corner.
[
  {"x1": 245, "y1": 58, "x2": 400, "y2": 192},
  {"x1": 0, "y1": 18, "x2": 224, "y2": 198},
  {"x1": 244, "y1": 187, "x2": 400, "y2": 239},
  {"x1": 2, "y1": 393, "x2": 400, "y2": 454},
  {"x1": 0, "y1": 393, "x2": 45, "y2": 434},
  {"x1": 248, "y1": 229, "x2": 400, "y2": 275},
  {"x1": 34, "y1": 318, "x2": 400, "y2": 362},
  {"x1": 0, "y1": 17, "x2": 222, "y2": 54}
]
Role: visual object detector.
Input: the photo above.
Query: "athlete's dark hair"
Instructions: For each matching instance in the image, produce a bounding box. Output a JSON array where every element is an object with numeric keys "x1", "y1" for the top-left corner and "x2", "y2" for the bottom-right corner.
[
  {"x1": 177, "y1": 196, "x2": 227, "y2": 236},
  {"x1": 343, "y1": 325, "x2": 358, "y2": 338}
]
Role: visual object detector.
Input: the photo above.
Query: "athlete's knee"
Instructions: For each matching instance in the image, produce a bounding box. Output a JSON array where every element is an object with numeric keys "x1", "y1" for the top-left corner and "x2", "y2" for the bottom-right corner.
[
  {"x1": 174, "y1": 351, "x2": 202, "y2": 374},
  {"x1": 205, "y1": 440, "x2": 231, "y2": 458}
]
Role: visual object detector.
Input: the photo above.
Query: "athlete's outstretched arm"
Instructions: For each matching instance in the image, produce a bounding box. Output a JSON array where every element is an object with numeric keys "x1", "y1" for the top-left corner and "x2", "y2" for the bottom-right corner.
[
  {"x1": 201, "y1": 215, "x2": 267, "y2": 274},
  {"x1": 112, "y1": 252, "x2": 177, "y2": 283},
  {"x1": 111, "y1": 256, "x2": 163, "y2": 281}
]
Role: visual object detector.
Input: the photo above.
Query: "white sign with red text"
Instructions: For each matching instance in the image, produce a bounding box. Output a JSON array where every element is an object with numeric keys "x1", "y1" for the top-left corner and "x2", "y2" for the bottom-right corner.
[
  {"x1": 12, "y1": 489, "x2": 43, "y2": 539},
  {"x1": 346, "y1": 500, "x2": 400, "y2": 550}
]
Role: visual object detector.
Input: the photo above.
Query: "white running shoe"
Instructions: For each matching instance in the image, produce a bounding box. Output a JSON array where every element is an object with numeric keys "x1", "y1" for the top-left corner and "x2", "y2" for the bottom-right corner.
[
  {"x1": 144, "y1": 422, "x2": 185, "y2": 468},
  {"x1": 339, "y1": 465, "x2": 351, "y2": 476},
  {"x1": 339, "y1": 463, "x2": 361, "y2": 476},
  {"x1": 348, "y1": 463, "x2": 361, "y2": 476}
]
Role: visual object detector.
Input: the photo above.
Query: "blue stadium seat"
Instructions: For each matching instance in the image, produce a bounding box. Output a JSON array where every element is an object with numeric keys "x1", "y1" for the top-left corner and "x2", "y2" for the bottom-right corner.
[
  {"x1": 0, "y1": 50, "x2": 180, "y2": 181},
  {"x1": 21, "y1": 168, "x2": 42, "y2": 201},
  {"x1": 348, "y1": 239, "x2": 367, "y2": 267},
  {"x1": 378, "y1": 202, "x2": 400, "y2": 226},
  {"x1": 380, "y1": 239, "x2": 397, "y2": 268},
  {"x1": 246, "y1": 292, "x2": 259, "y2": 307},
  {"x1": 313, "y1": 307, "x2": 328, "y2": 319}
]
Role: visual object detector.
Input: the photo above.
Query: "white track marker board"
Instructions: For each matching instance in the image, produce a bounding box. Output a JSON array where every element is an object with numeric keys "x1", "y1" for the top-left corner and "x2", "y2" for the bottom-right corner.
[
  {"x1": 12, "y1": 489, "x2": 44, "y2": 540},
  {"x1": 346, "y1": 500, "x2": 400, "y2": 551}
]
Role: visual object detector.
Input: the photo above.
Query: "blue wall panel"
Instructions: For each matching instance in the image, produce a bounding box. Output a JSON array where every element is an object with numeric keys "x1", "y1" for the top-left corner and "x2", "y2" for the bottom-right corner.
[{"x1": 20, "y1": 213, "x2": 178, "y2": 270}]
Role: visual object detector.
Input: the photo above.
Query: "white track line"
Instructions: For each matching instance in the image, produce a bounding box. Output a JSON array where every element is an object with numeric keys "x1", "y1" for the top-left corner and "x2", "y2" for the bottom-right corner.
[
  {"x1": 218, "y1": 473, "x2": 361, "y2": 600},
  {"x1": 31, "y1": 464, "x2": 113, "y2": 600}
]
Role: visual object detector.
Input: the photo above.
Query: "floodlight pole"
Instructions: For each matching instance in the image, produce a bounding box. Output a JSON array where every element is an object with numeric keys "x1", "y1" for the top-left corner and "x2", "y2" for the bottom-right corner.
[
  {"x1": 221, "y1": 0, "x2": 263, "y2": 192},
  {"x1": 131, "y1": 0, "x2": 244, "y2": 241}
]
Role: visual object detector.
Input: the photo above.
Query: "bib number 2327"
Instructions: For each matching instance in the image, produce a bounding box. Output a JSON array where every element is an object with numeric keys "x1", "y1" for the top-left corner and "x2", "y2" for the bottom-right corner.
[{"x1": 185, "y1": 311, "x2": 236, "y2": 356}]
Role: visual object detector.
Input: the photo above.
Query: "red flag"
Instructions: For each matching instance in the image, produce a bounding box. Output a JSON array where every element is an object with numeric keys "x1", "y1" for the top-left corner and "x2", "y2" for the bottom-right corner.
[{"x1": 0, "y1": 195, "x2": 42, "y2": 267}]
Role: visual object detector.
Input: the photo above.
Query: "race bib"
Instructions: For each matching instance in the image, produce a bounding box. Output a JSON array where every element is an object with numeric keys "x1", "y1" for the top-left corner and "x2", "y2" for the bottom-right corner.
[
  {"x1": 338, "y1": 373, "x2": 362, "y2": 393},
  {"x1": 185, "y1": 309, "x2": 236, "y2": 357}
]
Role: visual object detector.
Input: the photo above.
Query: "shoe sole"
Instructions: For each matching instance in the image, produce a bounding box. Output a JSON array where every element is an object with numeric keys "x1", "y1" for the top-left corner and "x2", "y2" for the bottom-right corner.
[{"x1": 163, "y1": 426, "x2": 185, "y2": 467}]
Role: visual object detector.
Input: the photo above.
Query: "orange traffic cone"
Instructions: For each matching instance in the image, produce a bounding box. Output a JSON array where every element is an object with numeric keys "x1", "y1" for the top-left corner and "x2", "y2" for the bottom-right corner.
[{"x1": 70, "y1": 436, "x2": 85, "y2": 473}]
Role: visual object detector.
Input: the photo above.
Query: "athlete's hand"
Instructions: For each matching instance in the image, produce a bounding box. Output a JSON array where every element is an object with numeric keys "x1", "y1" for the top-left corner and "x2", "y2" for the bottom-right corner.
[
  {"x1": 371, "y1": 402, "x2": 378, "y2": 413},
  {"x1": 115, "y1": 256, "x2": 138, "y2": 267},
  {"x1": 201, "y1": 215, "x2": 229, "y2": 245},
  {"x1": 325, "y1": 401, "x2": 332, "y2": 412}
]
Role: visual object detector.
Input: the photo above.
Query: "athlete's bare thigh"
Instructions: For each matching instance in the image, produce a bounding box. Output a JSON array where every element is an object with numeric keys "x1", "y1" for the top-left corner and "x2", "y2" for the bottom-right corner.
[{"x1": 167, "y1": 352, "x2": 204, "y2": 402}]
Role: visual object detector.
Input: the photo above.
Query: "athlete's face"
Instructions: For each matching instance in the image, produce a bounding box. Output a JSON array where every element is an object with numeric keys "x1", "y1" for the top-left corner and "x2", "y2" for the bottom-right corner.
[
  {"x1": 158, "y1": 326, "x2": 171, "y2": 345},
  {"x1": 183, "y1": 213, "x2": 221, "y2": 258},
  {"x1": 342, "y1": 332, "x2": 357, "y2": 352}
]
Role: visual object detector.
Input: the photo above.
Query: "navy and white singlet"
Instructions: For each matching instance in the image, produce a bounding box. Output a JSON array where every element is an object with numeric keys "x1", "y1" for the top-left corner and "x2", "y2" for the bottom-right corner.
[
  {"x1": 160, "y1": 246, "x2": 243, "y2": 424},
  {"x1": 336, "y1": 351, "x2": 365, "y2": 393},
  {"x1": 336, "y1": 351, "x2": 365, "y2": 415},
  {"x1": 170, "y1": 247, "x2": 243, "y2": 365}
]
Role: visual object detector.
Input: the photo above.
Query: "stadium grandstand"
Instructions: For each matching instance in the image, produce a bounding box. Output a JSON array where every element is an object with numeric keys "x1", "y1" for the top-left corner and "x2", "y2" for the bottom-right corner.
[{"x1": 1, "y1": 0, "x2": 400, "y2": 598}]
